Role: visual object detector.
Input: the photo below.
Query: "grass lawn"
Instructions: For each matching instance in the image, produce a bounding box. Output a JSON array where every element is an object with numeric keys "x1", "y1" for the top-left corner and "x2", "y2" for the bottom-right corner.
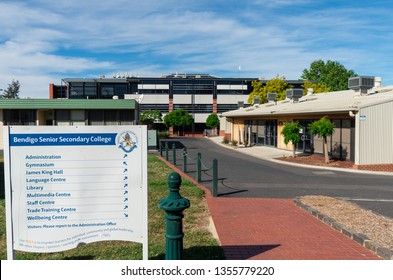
[{"x1": 0, "y1": 155, "x2": 224, "y2": 260}]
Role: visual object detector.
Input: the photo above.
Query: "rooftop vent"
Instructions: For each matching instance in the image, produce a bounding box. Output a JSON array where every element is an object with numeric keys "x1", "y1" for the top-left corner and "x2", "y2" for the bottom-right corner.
[
  {"x1": 348, "y1": 76, "x2": 375, "y2": 90},
  {"x1": 253, "y1": 97, "x2": 260, "y2": 105},
  {"x1": 238, "y1": 101, "x2": 244, "y2": 108},
  {"x1": 267, "y1": 92, "x2": 277, "y2": 102},
  {"x1": 286, "y1": 89, "x2": 303, "y2": 101}
]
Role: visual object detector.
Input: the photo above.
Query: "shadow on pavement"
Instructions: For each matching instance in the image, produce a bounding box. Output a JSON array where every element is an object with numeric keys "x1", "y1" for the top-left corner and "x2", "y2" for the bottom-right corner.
[{"x1": 150, "y1": 244, "x2": 280, "y2": 260}]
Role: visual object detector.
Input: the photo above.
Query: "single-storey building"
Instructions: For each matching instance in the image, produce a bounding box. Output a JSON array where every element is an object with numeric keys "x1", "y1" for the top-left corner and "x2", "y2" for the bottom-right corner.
[
  {"x1": 0, "y1": 99, "x2": 138, "y2": 150},
  {"x1": 221, "y1": 77, "x2": 393, "y2": 167}
]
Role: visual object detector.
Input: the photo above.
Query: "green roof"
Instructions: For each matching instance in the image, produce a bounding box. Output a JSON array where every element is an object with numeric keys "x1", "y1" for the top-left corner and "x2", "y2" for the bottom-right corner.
[{"x1": 0, "y1": 99, "x2": 137, "y2": 110}]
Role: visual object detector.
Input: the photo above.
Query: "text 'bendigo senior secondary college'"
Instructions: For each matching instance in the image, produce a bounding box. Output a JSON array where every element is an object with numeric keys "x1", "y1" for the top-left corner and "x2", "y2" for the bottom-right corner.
[{"x1": 4, "y1": 126, "x2": 147, "y2": 254}]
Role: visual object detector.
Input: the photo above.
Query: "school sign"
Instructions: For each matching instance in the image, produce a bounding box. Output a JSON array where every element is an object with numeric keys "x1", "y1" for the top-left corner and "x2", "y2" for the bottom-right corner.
[{"x1": 4, "y1": 126, "x2": 148, "y2": 259}]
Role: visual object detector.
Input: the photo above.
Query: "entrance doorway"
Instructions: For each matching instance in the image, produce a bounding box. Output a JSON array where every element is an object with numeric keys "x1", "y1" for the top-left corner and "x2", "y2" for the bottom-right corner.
[
  {"x1": 245, "y1": 120, "x2": 277, "y2": 147},
  {"x1": 296, "y1": 120, "x2": 313, "y2": 154}
]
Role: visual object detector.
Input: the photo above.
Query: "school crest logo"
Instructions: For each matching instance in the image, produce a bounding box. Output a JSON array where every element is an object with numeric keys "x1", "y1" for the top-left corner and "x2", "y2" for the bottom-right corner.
[{"x1": 117, "y1": 131, "x2": 138, "y2": 153}]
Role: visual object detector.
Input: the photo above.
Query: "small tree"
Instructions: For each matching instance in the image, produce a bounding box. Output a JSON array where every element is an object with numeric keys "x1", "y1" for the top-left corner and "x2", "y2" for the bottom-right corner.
[
  {"x1": 2, "y1": 79, "x2": 20, "y2": 98},
  {"x1": 205, "y1": 113, "x2": 220, "y2": 135},
  {"x1": 281, "y1": 121, "x2": 301, "y2": 158},
  {"x1": 140, "y1": 110, "x2": 162, "y2": 129},
  {"x1": 163, "y1": 109, "x2": 194, "y2": 135},
  {"x1": 308, "y1": 116, "x2": 335, "y2": 164}
]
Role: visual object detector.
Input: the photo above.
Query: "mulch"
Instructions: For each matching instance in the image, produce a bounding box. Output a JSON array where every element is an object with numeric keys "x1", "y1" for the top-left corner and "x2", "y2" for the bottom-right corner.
[{"x1": 277, "y1": 154, "x2": 356, "y2": 168}]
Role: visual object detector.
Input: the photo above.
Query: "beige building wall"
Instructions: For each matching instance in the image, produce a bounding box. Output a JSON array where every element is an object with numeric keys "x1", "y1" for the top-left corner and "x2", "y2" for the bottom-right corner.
[{"x1": 226, "y1": 113, "x2": 352, "y2": 153}]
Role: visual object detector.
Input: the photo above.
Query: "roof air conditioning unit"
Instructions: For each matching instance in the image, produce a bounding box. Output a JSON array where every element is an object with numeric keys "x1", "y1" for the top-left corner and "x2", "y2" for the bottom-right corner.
[
  {"x1": 267, "y1": 92, "x2": 277, "y2": 102},
  {"x1": 238, "y1": 101, "x2": 244, "y2": 108},
  {"x1": 253, "y1": 97, "x2": 260, "y2": 106},
  {"x1": 348, "y1": 76, "x2": 375, "y2": 90},
  {"x1": 286, "y1": 89, "x2": 303, "y2": 100}
]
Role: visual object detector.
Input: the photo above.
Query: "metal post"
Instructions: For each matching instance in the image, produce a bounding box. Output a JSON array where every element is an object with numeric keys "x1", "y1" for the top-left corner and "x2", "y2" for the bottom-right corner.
[
  {"x1": 159, "y1": 141, "x2": 163, "y2": 157},
  {"x1": 196, "y1": 152, "x2": 201, "y2": 182},
  {"x1": 212, "y1": 159, "x2": 218, "y2": 197},
  {"x1": 182, "y1": 148, "x2": 187, "y2": 173},
  {"x1": 165, "y1": 142, "x2": 169, "y2": 161},
  {"x1": 172, "y1": 143, "x2": 176, "y2": 166},
  {"x1": 159, "y1": 172, "x2": 190, "y2": 260}
]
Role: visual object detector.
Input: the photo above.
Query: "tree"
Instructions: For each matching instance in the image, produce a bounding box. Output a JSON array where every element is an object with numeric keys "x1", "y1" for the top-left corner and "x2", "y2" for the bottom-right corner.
[
  {"x1": 302, "y1": 80, "x2": 330, "y2": 94},
  {"x1": 140, "y1": 110, "x2": 162, "y2": 129},
  {"x1": 163, "y1": 109, "x2": 194, "y2": 135},
  {"x1": 248, "y1": 76, "x2": 291, "y2": 105},
  {"x1": 308, "y1": 116, "x2": 335, "y2": 164},
  {"x1": 281, "y1": 121, "x2": 301, "y2": 158},
  {"x1": 301, "y1": 59, "x2": 356, "y2": 91},
  {"x1": 205, "y1": 113, "x2": 220, "y2": 135},
  {"x1": 2, "y1": 79, "x2": 20, "y2": 98}
]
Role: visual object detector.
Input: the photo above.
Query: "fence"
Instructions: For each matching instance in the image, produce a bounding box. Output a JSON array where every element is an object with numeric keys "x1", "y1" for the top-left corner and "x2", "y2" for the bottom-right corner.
[{"x1": 159, "y1": 141, "x2": 219, "y2": 197}]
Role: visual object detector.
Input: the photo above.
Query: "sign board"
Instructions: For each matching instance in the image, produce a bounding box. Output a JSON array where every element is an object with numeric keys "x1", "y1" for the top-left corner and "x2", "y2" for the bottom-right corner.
[{"x1": 4, "y1": 126, "x2": 148, "y2": 259}]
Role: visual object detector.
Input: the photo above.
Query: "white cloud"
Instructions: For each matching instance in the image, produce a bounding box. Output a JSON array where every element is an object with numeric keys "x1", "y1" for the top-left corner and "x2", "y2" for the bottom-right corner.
[{"x1": 1, "y1": 0, "x2": 393, "y2": 97}]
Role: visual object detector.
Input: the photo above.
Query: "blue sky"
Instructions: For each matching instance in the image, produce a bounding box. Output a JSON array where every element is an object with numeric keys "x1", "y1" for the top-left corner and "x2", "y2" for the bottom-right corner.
[{"x1": 1, "y1": 0, "x2": 392, "y2": 98}]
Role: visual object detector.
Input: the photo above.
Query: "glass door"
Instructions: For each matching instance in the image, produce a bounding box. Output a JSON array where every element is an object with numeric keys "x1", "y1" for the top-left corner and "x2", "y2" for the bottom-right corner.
[
  {"x1": 296, "y1": 120, "x2": 313, "y2": 153},
  {"x1": 265, "y1": 120, "x2": 277, "y2": 147}
]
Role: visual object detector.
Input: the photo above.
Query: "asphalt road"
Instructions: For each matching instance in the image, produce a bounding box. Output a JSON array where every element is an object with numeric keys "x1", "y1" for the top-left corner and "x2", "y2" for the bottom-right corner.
[{"x1": 160, "y1": 138, "x2": 393, "y2": 219}]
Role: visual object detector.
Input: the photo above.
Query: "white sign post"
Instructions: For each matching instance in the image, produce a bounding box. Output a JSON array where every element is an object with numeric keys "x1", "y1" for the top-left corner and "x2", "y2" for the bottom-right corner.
[{"x1": 4, "y1": 126, "x2": 148, "y2": 259}]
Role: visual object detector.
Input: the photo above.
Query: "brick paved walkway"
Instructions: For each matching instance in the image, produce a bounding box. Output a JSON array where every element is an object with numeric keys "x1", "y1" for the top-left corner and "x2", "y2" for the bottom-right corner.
[
  {"x1": 159, "y1": 156, "x2": 380, "y2": 260},
  {"x1": 207, "y1": 197, "x2": 380, "y2": 260}
]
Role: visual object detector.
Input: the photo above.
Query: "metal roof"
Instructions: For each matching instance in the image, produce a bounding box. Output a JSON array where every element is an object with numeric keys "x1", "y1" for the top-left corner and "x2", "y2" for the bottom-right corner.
[
  {"x1": 0, "y1": 99, "x2": 137, "y2": 110},
  {"x1": 222, "y1": 86, "x2": 393, "y2": 117}
]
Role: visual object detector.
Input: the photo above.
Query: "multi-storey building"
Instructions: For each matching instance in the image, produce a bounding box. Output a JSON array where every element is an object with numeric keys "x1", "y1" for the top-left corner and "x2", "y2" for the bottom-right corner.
[{"x1": 50, "y1": 74, "x2": 304, "y2": 133}]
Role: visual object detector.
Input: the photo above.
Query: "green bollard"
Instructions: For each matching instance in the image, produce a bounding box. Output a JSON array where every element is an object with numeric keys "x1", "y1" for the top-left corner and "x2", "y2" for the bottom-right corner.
[
  {"x1": 196, "y1": 152, "x2": 201, "y2": 182},
  {"x1": 212, "y1": 159, "x2": 218, "y2": 197},
  {"x1": 159, "y1": 141, "x2": 163, "y2": 157},
  {"x1": 165, "y1": 142, "x2": 169, "y2": 161},
  {"x1": 159, "y1": 172, "x2": 190, "y2": 260},
  {"x1": 172, "y1": 143, "x2": 176, "y2": 166},
  {"x1": 182, "y1": 148, "x2": 187, "y2": 173}
]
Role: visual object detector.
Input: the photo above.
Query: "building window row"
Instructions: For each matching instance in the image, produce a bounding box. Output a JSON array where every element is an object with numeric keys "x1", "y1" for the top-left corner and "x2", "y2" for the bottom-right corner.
[
  {"x1": 173, "y1": 104, "x2": 213, "y2": 113},
  {"x1": 139, "y1": 104, "x2": 169, "y2": 113},
  {"x1": 3, "y1": 109, "x2": 36, "y2": 125},
  {"x1": 217, "y1": 104, "x2": 245, "y2": 113}
]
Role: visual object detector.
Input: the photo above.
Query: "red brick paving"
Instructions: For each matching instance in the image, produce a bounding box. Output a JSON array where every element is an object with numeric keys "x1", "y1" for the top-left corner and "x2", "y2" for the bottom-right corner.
[
  {"x1": 207, "y1": 197, "x2": 380, "y2": 260},
  {"x1": 159, "y1": 157, "x2": 381, "y2": 260}
]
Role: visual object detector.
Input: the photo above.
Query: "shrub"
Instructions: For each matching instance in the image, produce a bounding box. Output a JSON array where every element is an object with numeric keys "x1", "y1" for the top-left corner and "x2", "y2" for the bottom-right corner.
[{"x1": 157, "y1": 130, "x2": 170, "y2": 139}]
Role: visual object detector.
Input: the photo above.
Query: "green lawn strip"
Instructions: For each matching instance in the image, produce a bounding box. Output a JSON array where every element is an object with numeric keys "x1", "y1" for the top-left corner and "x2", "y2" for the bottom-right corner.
[{"x1": 0, "y1": 155, "x2": 224, "y2": 260}]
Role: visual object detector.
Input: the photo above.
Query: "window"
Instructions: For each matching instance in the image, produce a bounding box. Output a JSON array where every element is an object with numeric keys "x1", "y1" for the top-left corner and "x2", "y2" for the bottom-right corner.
[
  {"x1": 173, "y1": 104, "x2": 213, "y2": 113},
  {"x1": 55, "y1": 110, "x2": 71, "y2": 126},
  {"x1": 140, "y1": 104, "x2": 169, "y2": 113},
  {"x1": 88, "y1": 110, "x2": 134, "y2": 125},
  {"x1": 68, "y1": 82, "x2": 97, "y2": 99},
  {"x1": 101, "y1": 85, "x2": 115, "y2": 98},
  {"x1": 69, "y1": 83, "x2": 84, "y2": 98},
  {"x1": 3, "y1": 109, "x2": 36, "y2": 125},
  {"x1": 84, "y1": 84, "x2": 97, "y2": 99},
  {"x1": 172, "y1": 80, "x2": 214, "y2": 94},
  {"x1": 217, "y1": 104, "x2": 244, "y2": 113}
]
